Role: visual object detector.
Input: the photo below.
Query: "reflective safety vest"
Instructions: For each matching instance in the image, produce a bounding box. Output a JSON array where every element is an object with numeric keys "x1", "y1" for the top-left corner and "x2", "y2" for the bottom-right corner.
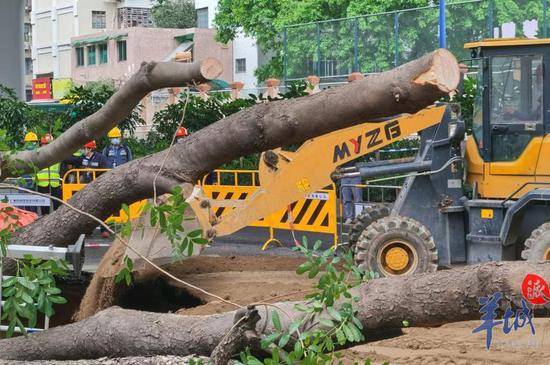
[{"x1": 36, "y1": 163, "x2": 61, "y2": 188}]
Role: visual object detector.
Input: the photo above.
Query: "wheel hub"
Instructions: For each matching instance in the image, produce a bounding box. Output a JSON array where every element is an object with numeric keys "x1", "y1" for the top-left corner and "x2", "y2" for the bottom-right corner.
[
  {"x1": 378, "y1": 240, "x2": 418, "y2": 276},
  {"x1": 385, "y1": 247, "x2": 409, "y2": 271}
]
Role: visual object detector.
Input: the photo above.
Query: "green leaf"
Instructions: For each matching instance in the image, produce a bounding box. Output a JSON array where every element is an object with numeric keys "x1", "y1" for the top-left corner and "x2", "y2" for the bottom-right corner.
[
  {"x1": 307, "y1": 264, "x2": 319, "y2": 279},
  {"x1": 44, "y1": 287, "x2": 61, "y2": 295},
  {"x1": 20, "y1": 292, "x2": 33, "y2": 304},
  {"x1": 288, "y1": 321, "x2": 300, "y2": 334},
  {"x1": 343, "y1": 324, "x2": 356, "y2": 342},
  {"x1": 125, "y1": 256, "x2": 133, "y2": 271},
  {"x1": 125, "y1": 272, "x2": 132, "y2": 286},
  {"x1": 278, "y1": 333, "x2": 290, "y2": 348},
  {"x1": 187, "y1": 229, "x2": 202, "y2": 237},
  {"x1": 271, "y1": 310, "x2": 282, "y2": 331},
  {"x1": 260, "y1": 333, "x2": 279, "y2": 348},
  {"x1": 327, "y1": 307, "x2": 342, "y2": 322},
  {"x1": 49, "y1": 295, "x2": 67, "y2": 304},
  {"x1": 319, "y1": 318, "x2": 334, "y2": 327},
  {"x1": 296, "y1": 261, "x2": 313, "y2": 275}
]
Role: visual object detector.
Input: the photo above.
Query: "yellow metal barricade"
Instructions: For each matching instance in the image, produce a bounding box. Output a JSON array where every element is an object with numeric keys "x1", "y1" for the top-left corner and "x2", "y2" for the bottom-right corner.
[
  {"x1": 62, "y1": 168, "x2": 145, "y2": 223},
  {"x1": 201, "y1": 169, "x2": 338, "y2": 249}
]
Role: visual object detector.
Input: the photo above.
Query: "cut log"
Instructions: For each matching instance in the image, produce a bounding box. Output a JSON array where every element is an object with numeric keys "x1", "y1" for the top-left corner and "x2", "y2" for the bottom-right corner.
[
  {"x1": 12, "y1": 49, "x2": 460, "y2": 249},
  {"x1": 0, "y1": 261, "x2": 547, "y2": 361}
]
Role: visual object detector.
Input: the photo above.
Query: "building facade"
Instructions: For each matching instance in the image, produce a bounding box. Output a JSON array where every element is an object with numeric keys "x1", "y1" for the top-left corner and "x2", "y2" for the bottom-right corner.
[
  {"x1": 71, "y1": 27, "x2": 233, "y2": 135},
  {"x1": 24, "y1": 0, "x2": 33, "y2": 100},
  {"x1": 31, "y1": 0, "x2": 154, "y2": 81},
  {"x1": 194, "y1": 0, "x2": 261, "y2": 91}
]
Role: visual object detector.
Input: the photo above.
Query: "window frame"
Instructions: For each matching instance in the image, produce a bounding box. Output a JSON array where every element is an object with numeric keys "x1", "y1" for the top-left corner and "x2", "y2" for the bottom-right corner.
[
  {"x1": 76, "y1": 47, "x2": 85, "y2": 67},
  {"x1": 117, "y1": 40, "x2": 127, "y2": 62},
  {"x1": 196, "y1": 7, "x2": 209, "y2": 28},
  {"x1": 473, "y1": 45, "x2": 550, "y2": 162},
  {"x1": 235, "y1": 58, "x2": 246, "y2": 73},
  {"x1": 98, "y1": 43, "x2": 108, "y2": 64},
  {"x1": 87, "y1": 45, "x2": 96, "y2": 66},
  {"x1": 92, "y1": 10, "x2": 107, "y2": 29}
]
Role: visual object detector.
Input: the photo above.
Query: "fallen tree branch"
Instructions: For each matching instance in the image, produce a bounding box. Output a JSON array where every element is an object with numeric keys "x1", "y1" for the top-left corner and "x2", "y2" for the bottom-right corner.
[
  {"x1": 0, "y1": 261, "x2": 547, "y2": 361},
  {"x1": 0, "y1": 59, "x2": 222, "y2": 178},
  {"x1": 11, "y1": 49, "x2": 460, "y2": 248}
]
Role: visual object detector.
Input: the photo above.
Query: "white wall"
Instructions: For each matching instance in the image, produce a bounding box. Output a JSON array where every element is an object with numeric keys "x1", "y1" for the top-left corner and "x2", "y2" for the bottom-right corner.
[
  {"x1": 233, "y1": 34, "x2": 258, "y2": 88},
  {"x1": 194, "y1": 0, "x2": 259, "y2": 90},
  {"x1": 194, "y1": 0, "x2": 217, "y2": 28},
  {"x1": 117, "y1": 0, "x2": 154, "y2": 9},
  {"x1": 31, "y1": 0, "x2": 117, "y2": 79}
]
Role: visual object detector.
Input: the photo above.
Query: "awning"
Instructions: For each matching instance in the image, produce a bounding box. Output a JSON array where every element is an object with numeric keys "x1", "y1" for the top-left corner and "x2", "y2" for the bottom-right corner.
[
  {"x1": 27, "y1": 101, "x2": 72, "y2": 113},
  {"x1": 110, "y1": 33, "x2": 128, "y2": 41},
  {"x1": 174, "y1": 33, "x2": 194, "y2": 43},
  {"x1": 71, "y1": 35, "x2": 109, "y2": 46}
]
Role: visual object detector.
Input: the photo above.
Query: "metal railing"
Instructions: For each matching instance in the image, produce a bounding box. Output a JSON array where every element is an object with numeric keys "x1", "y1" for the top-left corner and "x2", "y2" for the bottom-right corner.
[{"x1": 283, "y1": 0, "x2": 550, "y2": 81}]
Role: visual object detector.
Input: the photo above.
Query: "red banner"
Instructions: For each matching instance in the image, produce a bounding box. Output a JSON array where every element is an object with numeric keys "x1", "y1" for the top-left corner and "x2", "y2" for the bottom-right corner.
[{"x1": 32, "y1": 77, "x2": 52, "y2": 100}]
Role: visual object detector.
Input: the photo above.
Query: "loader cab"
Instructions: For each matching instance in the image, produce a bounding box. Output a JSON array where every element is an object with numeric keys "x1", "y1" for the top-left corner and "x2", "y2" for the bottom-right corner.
[{"x1": 464, "y1": 38, "x2": 550, "y2": 199}]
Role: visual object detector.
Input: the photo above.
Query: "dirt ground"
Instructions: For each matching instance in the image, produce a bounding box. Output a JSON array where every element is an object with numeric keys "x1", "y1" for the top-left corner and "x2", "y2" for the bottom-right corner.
[{"x1": 152, "y1": 255, "x2": 550, "y2": 365}]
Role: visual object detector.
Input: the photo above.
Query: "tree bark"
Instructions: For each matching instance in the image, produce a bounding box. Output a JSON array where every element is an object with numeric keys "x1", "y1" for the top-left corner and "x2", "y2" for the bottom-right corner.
[
  {"x1": 11, "y1": 49, "x2": 460, "y2": 248},
  {"x1": 0, "y1": 261, "x2": 547, "y2": 361},
  {"x1": 0, "y1": 59, "x2": 222, "y2": 178}
]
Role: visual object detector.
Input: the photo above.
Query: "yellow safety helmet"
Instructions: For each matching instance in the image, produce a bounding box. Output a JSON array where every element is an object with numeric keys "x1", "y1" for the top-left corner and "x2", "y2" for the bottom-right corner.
[
  {"x1": 108, "y1": 127, "x2": 122, "y2": 138},
  {"x1": 24, "y1": 132, "x2": 38, "y2": 142}
]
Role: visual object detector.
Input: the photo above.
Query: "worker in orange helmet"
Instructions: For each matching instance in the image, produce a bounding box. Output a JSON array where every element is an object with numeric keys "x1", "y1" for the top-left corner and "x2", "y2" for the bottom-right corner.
[
  {"x1": 40, "y1": 133, "x2": 53, "y2": 146},
  {"x1": 64, "y1": 140, "x2": 108, "y2": 183},
  {"x1": 65, "y1": 140, "x2": 110, "y2": 237},
  {"x1": 175, "y1": 126, "x2": 189, "y2": 144}
]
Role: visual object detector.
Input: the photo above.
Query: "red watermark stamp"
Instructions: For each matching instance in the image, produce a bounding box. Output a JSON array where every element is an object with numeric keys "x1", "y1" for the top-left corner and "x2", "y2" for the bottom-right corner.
[{"x1": 521, "y1": 273, "x2": 550, "y2": 305}]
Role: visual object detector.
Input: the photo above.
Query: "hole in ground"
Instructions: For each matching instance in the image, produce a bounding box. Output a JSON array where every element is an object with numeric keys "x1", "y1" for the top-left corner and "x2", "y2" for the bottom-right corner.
[{"x1": 118, "y1": 277, "x2": 205, "y2": 312}]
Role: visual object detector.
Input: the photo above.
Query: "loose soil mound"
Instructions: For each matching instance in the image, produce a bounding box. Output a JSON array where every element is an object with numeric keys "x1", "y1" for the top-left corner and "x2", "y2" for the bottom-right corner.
[{"x1": 342, "y1": 318, "x2": 550, "y2": 365}]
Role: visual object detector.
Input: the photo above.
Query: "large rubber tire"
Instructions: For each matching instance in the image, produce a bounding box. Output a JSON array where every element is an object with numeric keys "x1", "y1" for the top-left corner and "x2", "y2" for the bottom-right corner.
[
  {"x1": 355, "y1": 216, "x2": 438, "y2": 277},
  {"x1": 348, "y1": 204, "x2": 391, "y2": 252},
  {"x1": 521, "y1": 222, "x2": 550, "y2": 262}
]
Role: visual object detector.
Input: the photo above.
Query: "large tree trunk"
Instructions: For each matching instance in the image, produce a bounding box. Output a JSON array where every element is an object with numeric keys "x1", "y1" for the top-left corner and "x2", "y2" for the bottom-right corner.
[
  {"x1": 0, "y1": 261, "x2": 548, "y2": 361},
  {"x1": 11, "y1": 49, "x2": 460, "y2": 248}
]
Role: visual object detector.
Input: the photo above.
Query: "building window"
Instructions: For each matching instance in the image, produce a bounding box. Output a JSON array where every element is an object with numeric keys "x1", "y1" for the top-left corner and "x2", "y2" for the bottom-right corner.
[
  {"x1": 98, "y1": 43, "x2": 108, "y2": 64},
  {"x1": 92, "y1": 11, "x2": 106, "y2": 29},
  {"x1": 25, "y1": 58, "x2": 33, "y2": 75},
  {"x1": 76, "y1": 47, "x2": 85, "y2": 66},
  {"x1": 117, "y1": 41, "x2": 127, "y2": 61},
  {"x1": 235, "y1": 58, "x2": 246, "y2": 73},
  {"x1": 24, "y1": 24, "x2": 31, "y2": 43},
  {"x1": 87, "y1": 45, "x2": 96, "y2": 65},
  {"x1": 197, "y1": 7, "x2": 208, "y2": 28}
]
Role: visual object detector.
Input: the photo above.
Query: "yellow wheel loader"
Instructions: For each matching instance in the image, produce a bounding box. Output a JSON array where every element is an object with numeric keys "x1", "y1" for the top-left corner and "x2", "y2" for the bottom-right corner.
[{"x1": 128, "y1": 38, "x2": 550, "y2": 277}]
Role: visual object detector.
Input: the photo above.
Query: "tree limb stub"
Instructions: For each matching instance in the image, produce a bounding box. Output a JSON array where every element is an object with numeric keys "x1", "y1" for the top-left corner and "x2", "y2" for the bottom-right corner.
[
  {"x1": 1, "y1": 59, "x2": 222, "y2": 179},
  {"x1": 11, "y1": 49, "x2": 460, "y2": 249},
  {"x1": 0, "y1": 261, "x2": 547, "y2": 361}
]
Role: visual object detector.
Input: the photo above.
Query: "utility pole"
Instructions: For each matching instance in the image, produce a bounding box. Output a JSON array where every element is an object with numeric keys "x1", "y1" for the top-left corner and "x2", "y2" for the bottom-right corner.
[
  {"x1": 0, "y1": 0, "x2": 25, "y2": 99},
  {"x1": 439, "y1": 0, "x2": 446, "y2": 48}
]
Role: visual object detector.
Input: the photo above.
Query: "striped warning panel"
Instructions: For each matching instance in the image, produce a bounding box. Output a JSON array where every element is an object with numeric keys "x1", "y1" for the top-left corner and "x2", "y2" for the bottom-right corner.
[
  {"x1": 272, "y1": 190, "x2": 336, "y2": 234},
  {"x1": 202, "y1": 185, "x2": 270, "y2": 228},
  {"x1": 202, "y1": 182, "x2": 337, "y2": 235}
]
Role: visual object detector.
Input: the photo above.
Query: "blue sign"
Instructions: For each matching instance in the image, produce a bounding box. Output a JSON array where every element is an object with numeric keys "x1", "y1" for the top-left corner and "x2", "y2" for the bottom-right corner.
[{"x1": 472, "y1": 292, "x2": 536, "y2": 349}]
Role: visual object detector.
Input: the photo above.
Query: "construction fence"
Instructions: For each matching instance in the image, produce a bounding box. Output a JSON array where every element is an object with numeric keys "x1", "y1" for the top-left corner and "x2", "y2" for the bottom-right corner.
[
  {"x1": 283, "y1": 0, "x2": 549, "y2": 81},
  {"x1": 201, "y1": 170, "x2": 338, "y2": 248}
]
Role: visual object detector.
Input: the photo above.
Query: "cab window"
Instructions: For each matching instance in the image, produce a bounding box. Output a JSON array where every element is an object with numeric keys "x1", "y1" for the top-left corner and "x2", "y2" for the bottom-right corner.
[
  {"x1": 472, "y1": 60, "x2": 484, "y2": 148},
  {"x1": 490, "y1": 55, "x2": 543, "y2": 161}
]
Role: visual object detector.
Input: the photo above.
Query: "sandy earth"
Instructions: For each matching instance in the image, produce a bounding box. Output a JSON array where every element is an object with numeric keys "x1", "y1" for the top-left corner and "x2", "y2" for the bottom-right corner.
[{"x1": 160, "y1": 255, "x2": 550, "y2": 365}]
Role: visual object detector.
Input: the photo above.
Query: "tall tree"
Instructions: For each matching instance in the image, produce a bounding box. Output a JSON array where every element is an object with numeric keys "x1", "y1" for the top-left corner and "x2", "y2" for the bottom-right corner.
[{"x1": 152, "y1": 0, "x2": 197, "y2": 29}]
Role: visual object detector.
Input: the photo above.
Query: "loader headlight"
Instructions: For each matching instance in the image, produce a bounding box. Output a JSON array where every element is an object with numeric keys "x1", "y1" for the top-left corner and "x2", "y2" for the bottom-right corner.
[{"x1": 448, "y1": 121, "x2": 465, "y2": 141}]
